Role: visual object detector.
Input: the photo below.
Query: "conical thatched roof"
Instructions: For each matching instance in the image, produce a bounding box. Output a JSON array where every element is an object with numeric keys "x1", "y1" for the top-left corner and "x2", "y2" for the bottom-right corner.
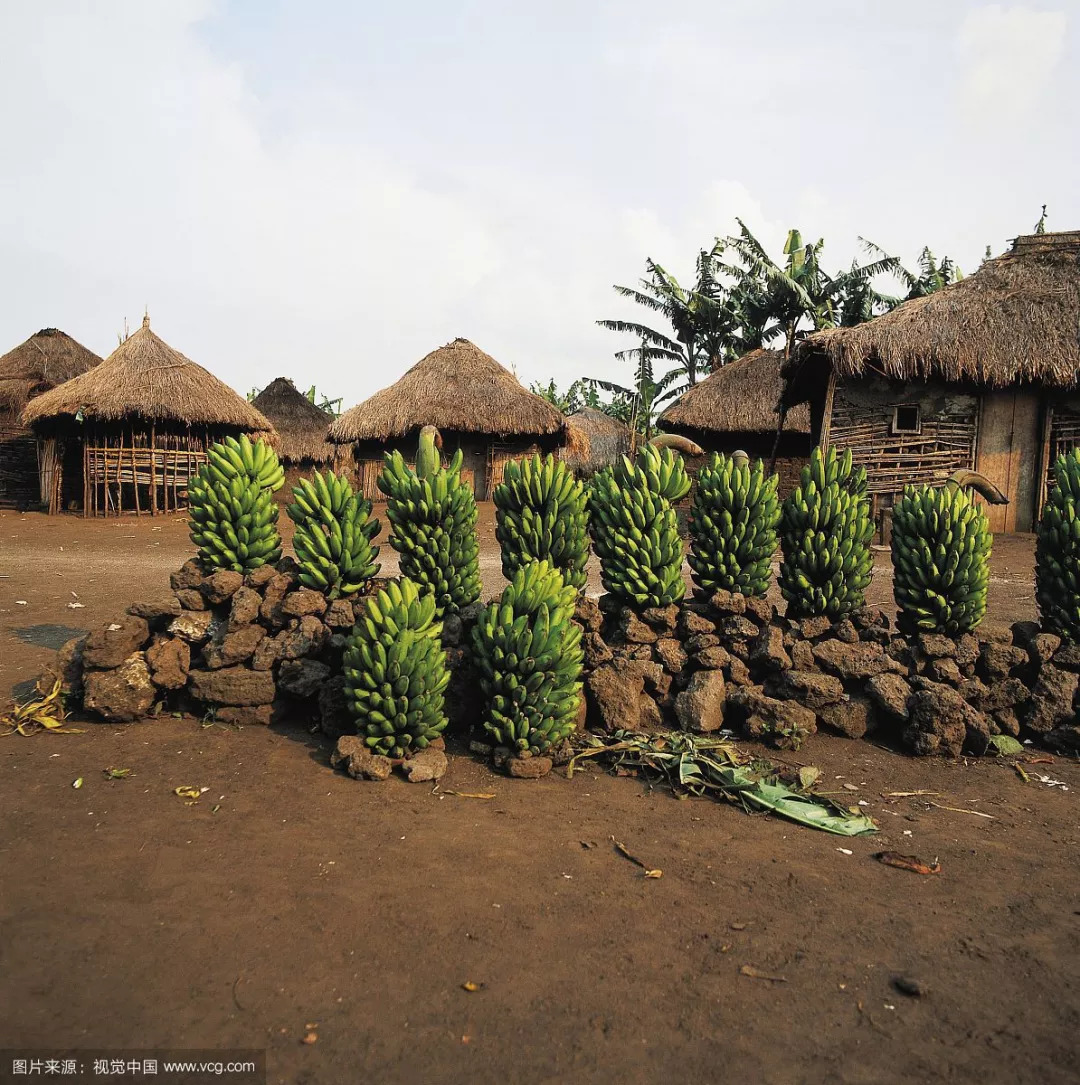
[
  {"x1": 561, "y1": 407, "x2": 632, "y2": 471},
  {"x1": 23, "y1": 316, "x2": 273, "y2": 434},
  {"x1": 783, "y1": 231, "x2": 1080, "y2": 404},
  {"x1": 328, "y1": 338, "x2": 570, "y2": 444},
  {"x1": 659, "y1": 349, "x2": 811, "y2": 436},
  {"x1": 251, "y1": 377, "x2": 334, "y2": 463},
  {"x1": 0, "y1": 328, "x2": 102, "y2": 414}
]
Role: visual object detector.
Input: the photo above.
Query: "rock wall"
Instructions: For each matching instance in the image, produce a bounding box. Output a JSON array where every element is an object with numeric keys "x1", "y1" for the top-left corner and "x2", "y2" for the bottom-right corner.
[{"x1": 44, "y1": 558, "x2": 1080, "y2": 759}]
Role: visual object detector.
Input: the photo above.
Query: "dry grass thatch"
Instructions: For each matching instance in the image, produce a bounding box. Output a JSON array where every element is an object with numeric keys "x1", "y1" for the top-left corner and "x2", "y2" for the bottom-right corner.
[
  {"x1": 328, "y1": 338, "x2": 571, "y2": 445},
  {"x1": 659, "y1": 349, "x2": 811, "y2": 435},
  {"x1": 784, "y1": 231, "x2": 1080, "y2": 402},
  {"x1": 23, "y1": 316, "x2": 273, "y2": 434},
  {"x1": 0, "y1": 329, "x2": 102, "y2": 413},
  {"x1": 561, "y1": 407, "x2": 631, "y2": 471},
  {"x1": 251, "y1": 377, "x2": 334, "y2": 463}
]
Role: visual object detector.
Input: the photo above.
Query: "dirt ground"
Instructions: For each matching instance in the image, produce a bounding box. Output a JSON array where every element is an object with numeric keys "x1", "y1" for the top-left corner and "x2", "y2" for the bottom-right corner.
[{"x1": 1, "y1": 509, "x2": 1078, "y2": 1085}]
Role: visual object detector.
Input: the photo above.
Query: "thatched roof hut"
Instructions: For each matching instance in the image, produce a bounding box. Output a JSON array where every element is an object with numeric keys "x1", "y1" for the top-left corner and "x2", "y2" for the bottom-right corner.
[
  {"x1": 251, "y1": 377, "x2": 334, "y2": 465},
  {"x1": 23, "y1": 315, "x2": 274, "y2": 516},
  {"x1": 560, "y1": 407, "x2": 632, "y2": 475},
  {"x1": 330, "y1": 338, "x2": 581, "y2": 499},
  {"x1": 661, "y1": 349, "x2": 811, "y2": 441},
  {"x1": 0, "y1": 329, "x2": 102, "y2": 509},
  {"x1": 782, "y1": 231, "x2": 1080, "y2": 403},
  {"x1": 0, "y1": 328, "x2": 102, "y2": 416},
  {"x1": 329, "y1": 338, "x2": 569, "y2": 444},
  {"x1": 780, "y1": 230, "x2": 1080, "y2": 533},
  {"x1": 24, "y1": 316, "x2": 271, "y2": 434}
]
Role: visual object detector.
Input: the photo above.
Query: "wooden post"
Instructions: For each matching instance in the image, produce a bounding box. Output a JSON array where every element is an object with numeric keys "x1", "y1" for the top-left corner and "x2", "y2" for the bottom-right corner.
[
  {"x1": 131, "y1": 438, "x2": 141, "y2": 515},
  {"x1": 819, "y1": 372, "x2": 837, "y2": 451},
  {"x1": 150, "y1": 425, "x2": 158, "y2": 514}
]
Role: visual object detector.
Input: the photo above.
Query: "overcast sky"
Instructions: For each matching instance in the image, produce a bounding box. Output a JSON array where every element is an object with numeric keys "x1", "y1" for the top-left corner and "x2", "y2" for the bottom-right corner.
[{"x1": 1, "y1": 1, "x2": 1076, "y2": 408}]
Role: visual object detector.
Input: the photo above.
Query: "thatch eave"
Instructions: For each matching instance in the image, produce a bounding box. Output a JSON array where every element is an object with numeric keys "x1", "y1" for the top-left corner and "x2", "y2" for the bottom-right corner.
[{"x1": 250, "y1": 377, "x2": 335, "y2": 463}]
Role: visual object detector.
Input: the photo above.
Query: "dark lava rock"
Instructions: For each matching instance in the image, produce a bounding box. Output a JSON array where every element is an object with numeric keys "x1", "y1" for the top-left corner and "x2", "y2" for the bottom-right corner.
[
  {"x1": 926, "y1": 657, "x2": 963, "y2": 686},
  {"x1": 904, "y1": 683, "x2": 989, "y2": 757},
  {"x1": 281, "y1": 588, "x2": 328, "y2": 619},
  {"x1": 323, "y1": 598, "x2": 356, "y2": 630},
  {"x1": 679, "y1": 608, "x2": 716, "y2": 637},
  {"x1": 127, "y1": 597, "x2": 183, "y2": 625},
  {"x1": 278, "y1": 658, "x2": 332, "y2": 698},
  {"x1": 813, "y1": 639, "x2": 899, "y2": 681},
  {"x1": 865, "y1": 673, "x2": 912, "y2": 720},
  {"x1": 83, "y1": 653, "x2": 155, "y2": 721},
  {"x1": 331, "y1": 735, "x2": 392, "y2": 780},
  {"x1": 695, "y1": 645, "x2": 732, "y2": 671},
  {"x1": 1024, "y1": 665, "x2": 1079, "y2": 735},
  {"x1": 200, "y1": 569, "x2": 244, "y2": 605},
  {"x1": 917, "y1": 632, "x2": 956, "y2": 660},
  {"x1": 764, "y1": 669, "x2": 844, "y2": 710},
  {"x1": 188, "y1": 666, "x2": 277, "y2": 706},
  {"x1": 401, "y1": 746, "x2": 449, "y2": 782},
  {"x1": 244, "y1": 565, "x2": 278, "y2": 590},
  {"x1": 834, "y1": 619, "x2": 859, "y2": 644},
  {"x1": 583, "y1": 631, "x2": 614, "y2": 670},
  {"x1": 718, "y1": 616, "x2": 760, "y2": 641},
  {"x1": 228, "y1": 586, "x2": 262, "y2": 629},
  {"x1": 748, "y1": 625, "x2": 792, "y2": 674},
  {"x1": 790, "y1": 640, "x2": 816, "y2": 670},
  {"x1": 654, "y1": 638, "x2": 688, "y2": 675},
  {"x1": 641, "y1": 604, "x2": 679, "y2": 632},
  {"x1": 507, "y1": 755, "x2": 553, "y2": 779},
  {"x1": 1029, "y1": 632, "x2": 1063, "y2": 668},
  {"x1": 817, "y1": 693, "x2": 875, "y2": 739},
  {"x1": 274, "y1": 615, "x2": 328, "y2": 661},
  {"x1": 573, "y1": 597, "x2": 603, "y2": 633},
  {"x1": 167, "y1": 610, "x2": 219, "y2": 644},
  {"x1": 708, "y1": 589, "x2": 746, "y2": 617},
  {"x1": 728, "y1": 686, "x2": 815, "y2": 749},
  {"x1": 978, "y1": 642, "x2": 1029, "y2": 681},
  {"x1": 203, "y1": 624, "x2": 266, "y2": 669},
  {"x1": 146, "y1": 635, "x2": 190, "y2": 690},
  {"x1": 169, "y1": 559, "x2": 206, "y2": 591},
  {"x1": 173, "y1": 589, "x2": 207, "y2": 612},
  {"x1": 82, "y1": 616, "x2": 151, "y2": 670},
  {"x1": 674, "y1": 669, "x2": 726, "y2": 733},
  {"x1": 318, "y1": 675, "x2": 354, "y2": 739},
  {"x1": 619, "y1": 609, "x2": 659, "y2": 645}
]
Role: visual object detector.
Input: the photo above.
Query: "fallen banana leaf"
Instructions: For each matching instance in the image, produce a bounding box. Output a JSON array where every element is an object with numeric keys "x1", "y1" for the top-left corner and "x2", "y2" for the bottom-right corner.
[
  {"x1": 0, "y1": 679, "x2": 84, "y2": 736},
  {"x1": 103, "y1": 767, "x2": 132, "y2": 779},
  {"x1": 173, "y1": 785, "x2": 202, "y2": 800},
  {"x1": 989, "y1": 735, "x2": 1024, "y2": 756},
  {"x1": 442, "y1": 790, "x2": 496, "y2": 800},
  {"x1": 875, "y1": 851, "x2": 941, "y2": 875},
  {"x1": 570, "y1": 730, "x2": 877, "y2": 838}
]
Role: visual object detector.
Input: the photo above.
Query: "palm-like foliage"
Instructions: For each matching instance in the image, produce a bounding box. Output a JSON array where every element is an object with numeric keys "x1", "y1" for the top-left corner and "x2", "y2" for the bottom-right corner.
[
  {"x1": 586, "y1": 339, "x2": 683, "y2": 440},
  {"x1": 530, "y1": 379, "x2": 599, "y2": 415},
  {"x1": 887, "y1": 245, "x2": 963, "y2": 302}
]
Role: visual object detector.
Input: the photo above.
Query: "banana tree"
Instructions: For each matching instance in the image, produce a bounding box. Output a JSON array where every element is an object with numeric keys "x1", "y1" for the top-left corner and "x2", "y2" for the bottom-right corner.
[{"x1": 587, "y1": 339, "x2": 684, "y2": 441}]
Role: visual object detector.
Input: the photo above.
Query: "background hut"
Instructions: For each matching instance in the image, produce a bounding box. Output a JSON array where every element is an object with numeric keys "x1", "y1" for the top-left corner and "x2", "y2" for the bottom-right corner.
[
  {"x1": 781, "y1": 230, "x2": 1080, "y2": 533},
  {"x1": 658, "y1": 348, "x2": 812, "y2": 495},
  {"x1": 560, "y1": 407, "x2": 632, "y2": 476},
  {"x1": 0, "y1": 329, "x2": 101, "y2": 509},
  {"x1": 251, "y1": 377, "x2": 335, "y2": 496},
  {"x1": 23, "y1": 316, "x2": 274, "y2": 515},
  {"x1": 329, "y1": 338, "x2": 579, "y2": 499}
]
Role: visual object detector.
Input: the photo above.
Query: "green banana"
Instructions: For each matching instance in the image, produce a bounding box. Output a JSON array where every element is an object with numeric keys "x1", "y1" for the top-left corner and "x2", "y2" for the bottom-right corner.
[
  {"x1": 471, "y1": 561, "x2": 583, "y2": 755},
  {"x1": 342, "y1": 577, "x2": 450, "y2": 758},
  {"x1": 688, "y1": 452, "x2": 780, "y2": 597},
  {"x1": 587, "y1": 438, "x2": 692, "y2": 609},
  {"x1": 287, "y1": 469, "x2": 381, "y2": 599},
  {"x1": 891, "y1": 482, "x2": 991, "y2": 635},
  {"x1": 1037, "y1": 449, "x2": 1080, "y2": 640},
  {"x1": 779, "y1": 446, "x2": 874, "y2": 619},
  {"x1": 187, "y1": 435, "x2": 283, "y2": 573},
  {"x1": 377, "y1": 429, "x2": 480, "y2": 617},
  {"x1": 494, "y1": 453, "x2": 589, "y2": 592}
]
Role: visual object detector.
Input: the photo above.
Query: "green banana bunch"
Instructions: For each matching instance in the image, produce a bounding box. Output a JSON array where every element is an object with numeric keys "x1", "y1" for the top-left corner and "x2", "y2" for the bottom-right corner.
[
  {"x1": 892, "y1": 482, "x2": 991, "y2": 634},
  {"x1": 688, "y1": 453, "x2": 780, "y2": 597},
  {"x1": 494, "y1": 453, "x2": 589, "y2": 592},
  {"x1": 187, "y1": 434, "x2": 284, "y2": 573},
  {"x1": 1036, "y1": 449, "x2": 1080, "y2": 641},
  {"x1": 588, "y1": 440, "x2": 691, "y2": 609},
  {"x1": 471, "y1": 561, "x2": 584, "y2": 755},
  {"x1": 342, "y1": 577, "x2": 450, "y2": 757},
  {"x1": 286, "y1": 469, "x2": 381, "y2": 599},
  {"x1": 377, "y1": 428, "x2": 480, "y2": 616},
  {"x1": 779, "y1": 446, "x2": 874, "y2": 619}
]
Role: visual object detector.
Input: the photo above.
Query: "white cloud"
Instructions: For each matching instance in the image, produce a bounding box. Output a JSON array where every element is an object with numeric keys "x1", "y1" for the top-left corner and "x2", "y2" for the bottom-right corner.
[{"x1": 957, "y1": 5, "x2": 1068, "y2": 124}]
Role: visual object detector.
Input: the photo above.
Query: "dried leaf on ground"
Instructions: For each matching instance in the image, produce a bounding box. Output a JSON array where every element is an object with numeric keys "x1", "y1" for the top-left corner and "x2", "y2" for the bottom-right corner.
[
  {"x1": 442, "y1": 790, "x2": 496, "y2": 800},
  {"x1": 173, "y1": 785, "x2": 201, "y2": 800},
  {"x1": 569, "y1": 731, "x2": 876, "y2": 838},
  {"x1": 740, "y1": 965, "x2": 787, "y2": 982},
  {"x1": 875, "y1": 851, "x2": 941, "y2": 875},
  {"x1": 611, "y1": 837, "x2": 662, "y2": 878},
  {"x1": 461, "y1": 981, "x2": 484, "y2": 992},
  {"x1": 103, "y1": 767, "x2": 132, "y2": 779},
  {"x1": 1, "y1": 680, "x2": 84, "y2": 736}
]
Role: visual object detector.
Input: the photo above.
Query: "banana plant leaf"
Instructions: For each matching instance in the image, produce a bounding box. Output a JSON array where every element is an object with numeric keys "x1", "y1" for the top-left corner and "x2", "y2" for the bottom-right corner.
[{"x1": 568, "y1": 730, "x2": 877, "y2": 838}]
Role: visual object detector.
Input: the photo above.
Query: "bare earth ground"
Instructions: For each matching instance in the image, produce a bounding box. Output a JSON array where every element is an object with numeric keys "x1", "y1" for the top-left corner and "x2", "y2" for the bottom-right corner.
[{"x1": 1, "y1": 508, "x2": 1078, "y2": 1085}]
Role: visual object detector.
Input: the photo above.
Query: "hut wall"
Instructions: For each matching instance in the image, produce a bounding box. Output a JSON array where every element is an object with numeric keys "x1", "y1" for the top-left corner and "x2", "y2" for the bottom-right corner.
[
  {"x1": 825, "y1": 375, "x2": 980, "y2": 513},
  {"x1": 0, "y1": 408, "x2": 41, "y2": 509},
  {"x1": 1041, "y1": 392, "x2": 1080, "y2": 514},
  {"x1": 349, "y1": 432, "x2": 552, "y2": 501},
  {"x1": 675, "y1": 428, "x2": 812, "y2": 500}
]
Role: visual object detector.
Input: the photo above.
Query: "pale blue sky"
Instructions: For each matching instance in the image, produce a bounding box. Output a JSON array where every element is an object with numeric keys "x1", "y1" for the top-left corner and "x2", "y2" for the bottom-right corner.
[{"x1": 1, "y1": 1, "x2": 1076, "y2": 407}]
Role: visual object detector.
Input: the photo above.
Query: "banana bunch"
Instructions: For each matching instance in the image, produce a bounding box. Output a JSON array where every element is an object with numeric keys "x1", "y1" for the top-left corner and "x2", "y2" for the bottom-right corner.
[
  {"x1": 377, "y1": 429, "x2": 480, "y2": 616},
  {"x1": 688, "y1": 453, "x2": 780, "y2": 596},
  {"x1": 494, "y1": 453, "x2": 589, "y2": 592},
  {"x1": 588, "y1": 441, "x2": 692, "y2": 609},
  {"x1": 187, "y1": 434, "x2": 284, "y2": 573},
  {"x1": 779, "y1": 446, "x2": 874, "y2": 619},
  {"x1": 891, "y1": 482, "x2": 991, "y2": 634},
  {"x1": 471, "y1": 561, "x2": 584, "y2": 755},
  {"x1": 286, "y1": 470, "x2": 381, "y2": 598},
  {"x1": 342, "y1": 577, "x2": 450, "y2": 757},
  {"x1": 1036, "y1": 449, "x2": 1080, "y2": 641}
]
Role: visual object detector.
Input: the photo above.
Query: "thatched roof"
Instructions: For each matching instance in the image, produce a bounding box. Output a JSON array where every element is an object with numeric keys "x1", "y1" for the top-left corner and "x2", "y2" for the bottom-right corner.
[
  {"x1": 251, "y1": 377, "x2": 334, "y2": 463},
  {"x1": 23, "y1": 316, "x2": 273, "y2": 434},
  {"x1": 561, "y1": 407, "x2": 632, "y2": 471},
  {"x1": 659, "y1": 349, "x2": 811, "y2": 436},
  {"x1": 783, "y1": 231, "x2": 1080, "y2": 404},
  {"x1": 328, "y1": 338, "x2": 571, "y2": 444},
  {"x1": 0, "y1": 328, "x2": 102, "y2": 414}
]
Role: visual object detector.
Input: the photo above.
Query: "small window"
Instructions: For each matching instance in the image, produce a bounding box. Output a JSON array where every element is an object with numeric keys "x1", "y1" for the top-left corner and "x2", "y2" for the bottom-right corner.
[{"x1": 891, "y1": 405, "x2": 922, "y2": 435}]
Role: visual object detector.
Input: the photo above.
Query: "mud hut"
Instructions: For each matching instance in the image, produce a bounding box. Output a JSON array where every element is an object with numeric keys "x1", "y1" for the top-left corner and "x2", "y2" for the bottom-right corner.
[
  {"x1": 659, "y1": 348, "x2": 813, "y2": 495},
  {"x1": 781, "y1": 230, "x2": 1080, "y2": 533},
  {"x1": 328, "y1": 338, "x2": 580, "y2": 498},
  {"x1": 23, "y1": 316, "x2": 274, "y2": 515},
  {"x1": 0, "y1": 329, "x2": 102, "y2": 509},
  {"x1": 559, "y1": 407, "x2": 632, "y2": 477},
  {"x1": 250, "y1": 377, "x2": 335, "y2": 494}
]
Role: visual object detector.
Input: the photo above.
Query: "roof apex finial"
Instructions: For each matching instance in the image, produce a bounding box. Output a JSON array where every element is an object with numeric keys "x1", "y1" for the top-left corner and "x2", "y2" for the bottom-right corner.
[{"x1": 142, "y1": 309, "x2": 150, "y2": 330}]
